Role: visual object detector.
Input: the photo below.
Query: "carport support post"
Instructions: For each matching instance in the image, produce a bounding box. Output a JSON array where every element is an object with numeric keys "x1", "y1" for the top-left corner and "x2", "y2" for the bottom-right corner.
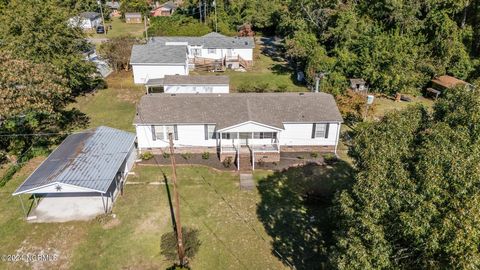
[
  {"x1": 18, "y1": 195, "x2": 27, "y2": 218},
  {"x1": 33, "y1": 194, "x2": 38, "y2": 207},
  {"x1": 100, "y1": 192, "x2": 107, "y2": 213}
]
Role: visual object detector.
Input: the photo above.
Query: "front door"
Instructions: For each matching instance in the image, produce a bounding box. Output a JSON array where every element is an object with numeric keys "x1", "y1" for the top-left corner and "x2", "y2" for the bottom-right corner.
[{"x1": 239, "y1": 132, "x2": 251, "y2": 145}]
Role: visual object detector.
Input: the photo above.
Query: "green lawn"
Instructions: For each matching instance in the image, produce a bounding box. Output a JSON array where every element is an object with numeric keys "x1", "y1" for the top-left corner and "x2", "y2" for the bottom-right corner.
[
  {"x1": 0, "y1": 161, "x2": 294, "y2": 269},
  {"x1": 89, "y1": 17, "x2": 145, "y2": 38},
  {"x1": 69, "y1": 71, "x2": 144, "y2": 132},
  {"x1": 371, "y1": 95, "x2": 434, "y2": 119}
]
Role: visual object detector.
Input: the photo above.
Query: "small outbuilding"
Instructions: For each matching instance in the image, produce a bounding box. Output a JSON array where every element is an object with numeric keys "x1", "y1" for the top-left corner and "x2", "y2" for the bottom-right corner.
[
  {"x1": 427, "y1": 75, "x2": 473, "y2": 99},
  {"x1": 125, "y1": 12, "x2": 142, "y2": 23},
  {"x1": 350, "y1": 78, "x2": 367, "y2": 93},
  {"x1": 69, "y1": 12, "x2": 102, "y2": 30},
  {"x1": 164, "y1": 75, "x2": 229, "y2": 93},
  {"x1": 12, "y1": 126, "x2": 137, "y2": 222},
  {"x1": 151, "y1": 1, "x2": 177, "y2": 17}
]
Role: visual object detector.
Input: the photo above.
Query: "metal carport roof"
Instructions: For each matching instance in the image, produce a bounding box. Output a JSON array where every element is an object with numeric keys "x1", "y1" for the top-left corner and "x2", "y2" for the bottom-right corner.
[{"x1": 13, "y1": 126, "x2": 136, "y2": 195}]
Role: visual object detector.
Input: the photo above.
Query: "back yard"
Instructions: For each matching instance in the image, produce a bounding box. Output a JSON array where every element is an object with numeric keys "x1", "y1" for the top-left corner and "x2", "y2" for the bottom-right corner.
[{"x1": 89, "y1": 17, "x2": 145, "y2": 39}]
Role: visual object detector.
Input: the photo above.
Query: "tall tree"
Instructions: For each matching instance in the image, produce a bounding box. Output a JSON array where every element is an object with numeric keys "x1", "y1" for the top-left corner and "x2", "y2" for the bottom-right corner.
[{"x1": 330, "y1": 87, "x2": 480, "y2": 269}]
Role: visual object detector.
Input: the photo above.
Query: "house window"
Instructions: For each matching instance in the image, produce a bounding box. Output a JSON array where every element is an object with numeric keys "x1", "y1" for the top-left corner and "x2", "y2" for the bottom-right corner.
[
  {"x1": 253, "y1": 132, "x2": 277, "y2": 139},
  {"x1": 221, "y1": 133, "x2": 238, "y2": 139},
  {"x1": 191, "y1": 48, "x2": 201, "y2": 56},
  {"x1": 204, "y1": 124, "x2": 216, "y2": 140},
  {"x1": 208, "y1": 48, "x2": 216, "y2": 54},
  {"x1": 204, "y1": 86, "x2": 213, "y2": 93},
  {"x1": 312, "y1": 123, "x2": 329, "y2": 139},
  {"x1": 153, "y1": 125, "x2": 178, "y2": 140}
]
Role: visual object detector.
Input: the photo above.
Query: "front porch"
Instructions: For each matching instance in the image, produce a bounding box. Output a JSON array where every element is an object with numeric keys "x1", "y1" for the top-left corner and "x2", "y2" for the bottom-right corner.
[{"x1": 219, "y1": 131, "x2": 281, "y2": 171}]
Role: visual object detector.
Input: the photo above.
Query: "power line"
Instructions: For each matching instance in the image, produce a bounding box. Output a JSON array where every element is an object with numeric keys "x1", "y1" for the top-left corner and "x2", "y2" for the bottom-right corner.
[{"x1": 199, "y1": 175, "x2": 295, "y2": 269}]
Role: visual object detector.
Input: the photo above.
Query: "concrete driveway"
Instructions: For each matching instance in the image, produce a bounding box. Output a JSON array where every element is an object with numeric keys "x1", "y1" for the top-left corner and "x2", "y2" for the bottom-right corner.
[{"x1": 28, "y1": 193, "x2": 110, "y2": 223}]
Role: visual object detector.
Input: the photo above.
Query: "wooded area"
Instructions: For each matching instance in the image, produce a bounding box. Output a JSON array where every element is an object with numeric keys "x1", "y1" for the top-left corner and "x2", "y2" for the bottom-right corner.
[{"x1": 181, "y1": 0, "x2": 480, "y2": 95}]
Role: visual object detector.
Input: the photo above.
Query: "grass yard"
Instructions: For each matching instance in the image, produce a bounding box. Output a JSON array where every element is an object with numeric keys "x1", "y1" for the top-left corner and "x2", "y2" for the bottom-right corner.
[
  {"x1": 371, "y1": 95, "x2": 434, "y2": 119},
  {"x1": 89, "y1": 17, "x2": 145, "y2": 38},
  {"x1": 0, "y1": 159, "x2": 297, "y2": 269},
  {"x1": 69, "y1": 71, "x2": 144, "y2": 132}
]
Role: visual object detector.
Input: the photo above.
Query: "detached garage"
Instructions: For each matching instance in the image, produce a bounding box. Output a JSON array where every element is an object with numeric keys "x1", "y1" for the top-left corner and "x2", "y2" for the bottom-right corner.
[{"x1": 12, "y1": 126, "x2": 136, "y2": 222}]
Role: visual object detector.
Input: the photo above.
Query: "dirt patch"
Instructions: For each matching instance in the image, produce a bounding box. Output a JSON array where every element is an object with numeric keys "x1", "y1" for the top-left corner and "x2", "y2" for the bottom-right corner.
[
  {"x1": 102, "y1": 217, "x2": 121, "y2": 229},
  {"x1": 116, "y1": 91, "x2": 140, "y2": 104},
  {"x1": 135, "y1": 211, "x2": 169, "y2": 235},
  {"x1": 13, "y1": 225, "x2": 86, "y2": 270}
]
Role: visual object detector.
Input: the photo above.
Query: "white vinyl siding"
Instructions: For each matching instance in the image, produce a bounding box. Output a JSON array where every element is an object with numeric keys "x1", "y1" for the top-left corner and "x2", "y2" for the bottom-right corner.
[{"x1": 208, "y1": 48, "x2": 216, "y2": 54}]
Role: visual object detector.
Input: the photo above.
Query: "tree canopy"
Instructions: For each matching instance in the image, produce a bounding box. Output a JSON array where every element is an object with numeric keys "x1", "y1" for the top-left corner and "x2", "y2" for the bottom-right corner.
[
  {"x1": 331, "y1": 87, "x2": 480, "y2": 269},
  {"x1": 181, "y1": 0, "x2": 480, "y2": 95}
]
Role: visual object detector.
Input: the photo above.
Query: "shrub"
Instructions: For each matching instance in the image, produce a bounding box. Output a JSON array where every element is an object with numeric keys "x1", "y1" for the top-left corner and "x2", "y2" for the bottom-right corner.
[
  {"x1": 222, "y1": 156, "x2": 233, "y2": 168},
  {"x1": 253, "y1": 82, "x2": 269, "y2": 93},
  {"x1": 297, "y1": 156, "x2": 305, "y2": 160},
  {"x1": 275, "y1": 84, "x2": 288, "y2": 92},
  {"x1": 237, "y1": 82, "x2": 252, "y2": 93},
  {"x1": 310, "y1": 152, "x2": 319, "y2": 158},
  {"x1": 323, "y1": 153, "x2": 338, "y2": 164},
  {"x1": 140, "y1": 151, "x2": 154, "y2": 160},
  {"x1": 201, "y1": 152, "x2": 210, "y2": 160},
  {"x1": 162, "y1": 152, "x2": 170, "y2": 159},
  {"x1": 161, "y1": 227, "x2": 201, "y2": 262},
  {"x1": 181, "y1": 152, "x2": 192, "y2": 160}
]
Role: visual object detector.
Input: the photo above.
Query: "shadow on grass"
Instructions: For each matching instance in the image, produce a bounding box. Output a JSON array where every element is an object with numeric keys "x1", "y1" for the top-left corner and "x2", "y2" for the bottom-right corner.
[{"x1": 256, "y1": 161, "x2": 354, "y2": 269}]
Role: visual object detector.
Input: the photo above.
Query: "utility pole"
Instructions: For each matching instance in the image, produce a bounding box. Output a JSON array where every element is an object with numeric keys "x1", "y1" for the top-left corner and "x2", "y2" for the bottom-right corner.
[
  {"x1": 214, "y1": 0, "x2": 218, "y2": 32},
  {"x1": 144, "y1": 15, "x2": 148, "y2": 41},
  {"x1": 97, "y1": 0, "x2": 107, "y2": 36},
  {"x1": 199, "y1": 1, "x2": 203, "y2": 23},
  {"x1": 203, "y1": 0, "x2": 207, "y2": 25},
  {"x1": 168, "y1": 133, "x2": 186, "y2": 266}
]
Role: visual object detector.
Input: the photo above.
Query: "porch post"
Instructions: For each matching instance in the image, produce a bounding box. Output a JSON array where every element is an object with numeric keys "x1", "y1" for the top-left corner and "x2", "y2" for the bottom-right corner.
[
  {"x1": 219, "y1": 132, "x2": 222, "y2": 154},
  {"x1": 334, "y1": 123, "x2": 341, "y2": 156}
]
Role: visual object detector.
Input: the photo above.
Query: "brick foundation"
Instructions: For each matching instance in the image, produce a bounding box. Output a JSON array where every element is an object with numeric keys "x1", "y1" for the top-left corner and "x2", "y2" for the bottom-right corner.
[
  {"x1": 139, "y1": 147, "x2": 218, "y2": 155},
  {"x1": 281, "y1": 145, "x2": 335, "y2": 153},
  {"x1": 220, "y1": 153, "x2": 236, "y2": 163},
  {"x1": 253, "y1": 152, "x2": 280, "y2": 162}
]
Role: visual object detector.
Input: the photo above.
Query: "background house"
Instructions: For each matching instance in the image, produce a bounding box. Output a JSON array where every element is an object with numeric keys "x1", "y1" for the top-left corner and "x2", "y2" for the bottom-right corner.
[
  {"x1": 151, "y1": 1, "x2": 177, "y2": 17},
  {"x1": 69, "y1": 12, "x2": 102, "y2": 30},
  {"x1": 134, "y1": 93, "x2": 343, "y2": 170},
  {"x1": 130, "y1": 32, "x2": 254, "y2": 84},
  {"x1": 130, "y1": 44, "x2": 189, "y2": 84},
  {"x1": 106, "y1": 1, "x2": 121, "y2": 17},
  {"x1": 12, "y1": 126, "x2": 136, "y2": 222},
  {"x1": 125, "y1": 12, "x2": 142, "y2": 23}
]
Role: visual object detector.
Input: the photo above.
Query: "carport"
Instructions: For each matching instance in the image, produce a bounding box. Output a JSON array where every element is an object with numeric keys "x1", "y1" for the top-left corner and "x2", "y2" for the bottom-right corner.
[{"x1": 12, "y1": 126, "x2": 137, "y2": 222}]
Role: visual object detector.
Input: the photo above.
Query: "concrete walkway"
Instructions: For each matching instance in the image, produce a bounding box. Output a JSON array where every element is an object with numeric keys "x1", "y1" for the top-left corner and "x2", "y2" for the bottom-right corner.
[{"x1": 240, "y1": 173, "x2": 255, "y2": 191}]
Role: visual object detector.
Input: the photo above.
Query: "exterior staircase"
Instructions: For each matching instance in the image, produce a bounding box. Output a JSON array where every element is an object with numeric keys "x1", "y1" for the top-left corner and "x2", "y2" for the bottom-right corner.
[{"x1": 238, "y1": 147, "x2": 252, "y2": 171}]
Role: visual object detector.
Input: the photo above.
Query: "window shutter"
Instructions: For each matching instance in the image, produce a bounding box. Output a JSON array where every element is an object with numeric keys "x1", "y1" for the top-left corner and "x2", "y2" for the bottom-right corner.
[
  {"x1": 151, "y1": 125, "x2": 156, "y2": 141},
  {"x1": 174, "y1": 125, "x2": 178, "y2": 140},
  {"x1": 204, "y1": 124, "x2": 208, "y2": 140},
  {"x1": 311, "y1": 123, "x2": 316, "y2": 138},
  {"x1": 325, "y1": 123, "x2": 330, "y2": 139}
]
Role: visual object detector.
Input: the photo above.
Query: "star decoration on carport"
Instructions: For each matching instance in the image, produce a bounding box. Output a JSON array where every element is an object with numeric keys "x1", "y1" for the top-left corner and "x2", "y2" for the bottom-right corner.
[{"x1": 55, "y1": 185, "x2": 62, "y2": 192}]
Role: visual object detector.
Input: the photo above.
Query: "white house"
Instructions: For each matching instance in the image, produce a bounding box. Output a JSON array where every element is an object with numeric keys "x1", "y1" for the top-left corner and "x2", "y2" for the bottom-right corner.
[
  {"x1": 145, "y1": 75, "x2": 230, "y2": 94},
  {"x1": 130, "y1": 32, "x2": 254, "y2": 84},
  {"x1": 134, "y1": 92, "x2": 343, "y2": 170},
  {"x1": 130, "y1": 44, "x2": 189, "y2": 84},
  {"x1": 12, "y1": 126, "x2": 136, "y2": 222},
  {"x1": 69, "y1": 12, "x2": 102, "y2": 30}
]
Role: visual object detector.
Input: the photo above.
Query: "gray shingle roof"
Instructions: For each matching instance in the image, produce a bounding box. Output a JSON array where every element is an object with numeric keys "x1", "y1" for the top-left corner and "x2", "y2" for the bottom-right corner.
[
  {"x1": 13, "y1": 126, "x2": 136, "y2": 195},
  {"x1": 130, "y1": 43, "x2": 187, "y2": 64},
  {"x1": 134, "y1": 93, "x2": 343, "y2": 129},
  {"x1": 161, "y1": 1, "x2": 176, "y2": 9},
  {"x1": 163, "y1": 75, "x2": 229, "y2": 85},
  {"x1": 149, "y1": 33, "x2": 255, "y2": 49},
  {"x1": 80, "y1": 12, "x2": 101, "y2": 20}
]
